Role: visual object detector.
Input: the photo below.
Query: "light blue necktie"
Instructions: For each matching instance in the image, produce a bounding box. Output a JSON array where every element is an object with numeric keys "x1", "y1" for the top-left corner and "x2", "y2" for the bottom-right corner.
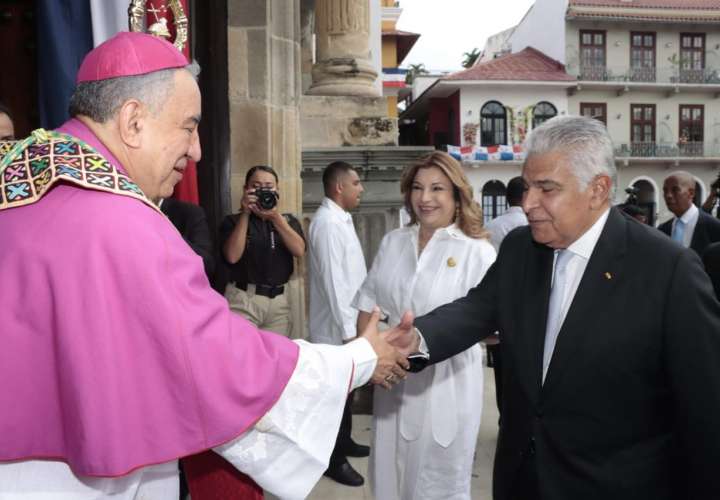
[
  {"x1": 672, "y1": 219, "x2": 686, "y2": 245},
  {"x1": 543, "y1": 249, "x2": 573, "y2": 383}
]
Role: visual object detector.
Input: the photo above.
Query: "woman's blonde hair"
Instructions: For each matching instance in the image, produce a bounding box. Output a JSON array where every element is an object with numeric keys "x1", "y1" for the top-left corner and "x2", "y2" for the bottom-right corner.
[{"x1": 400, "y1": 151, "x2": 487, "y2": 239}]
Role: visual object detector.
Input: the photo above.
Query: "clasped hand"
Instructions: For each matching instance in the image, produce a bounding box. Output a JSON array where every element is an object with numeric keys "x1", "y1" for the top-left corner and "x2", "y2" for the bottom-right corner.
[{"x1": 359, "y1": 308, "x2": 419, "y2": 389}]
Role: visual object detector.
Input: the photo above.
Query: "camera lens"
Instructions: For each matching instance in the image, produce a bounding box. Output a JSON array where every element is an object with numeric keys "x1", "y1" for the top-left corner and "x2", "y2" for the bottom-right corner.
[{"x1": 255, "y1": 188, "x2": 278, "y2": 210}]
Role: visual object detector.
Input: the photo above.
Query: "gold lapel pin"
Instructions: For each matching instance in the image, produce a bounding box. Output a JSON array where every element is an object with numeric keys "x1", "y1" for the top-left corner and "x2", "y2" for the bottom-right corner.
[
  {"x1": 447, "y1": 257, "x2": 457, "y2": 268},
  {"x1": 604, "y1": 272, "x2": 612, "y2": 280}
]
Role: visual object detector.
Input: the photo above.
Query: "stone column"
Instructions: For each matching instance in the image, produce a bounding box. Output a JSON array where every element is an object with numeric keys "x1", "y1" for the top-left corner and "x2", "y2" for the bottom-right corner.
[{"x1": 308, "y1": 0, "x2": 379, "y2": 97}]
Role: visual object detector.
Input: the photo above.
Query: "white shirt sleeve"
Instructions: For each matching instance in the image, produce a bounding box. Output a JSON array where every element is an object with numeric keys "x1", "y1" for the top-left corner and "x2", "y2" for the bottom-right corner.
[
  {"x1": 312, "y1": 220, "x2": 360, "y2": 340},
  {"x1": 214, "y1": 338, "x2": 377, "y2": 500}
]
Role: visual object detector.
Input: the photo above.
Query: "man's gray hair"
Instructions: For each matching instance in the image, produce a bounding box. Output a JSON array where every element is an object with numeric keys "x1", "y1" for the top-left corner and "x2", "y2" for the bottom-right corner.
[
  {"x1": 68, "y1": 63, "x2": 200, "y2": 123},
  {"x1": 524, "y1": 115, "x2": 617, "y2": 198}
]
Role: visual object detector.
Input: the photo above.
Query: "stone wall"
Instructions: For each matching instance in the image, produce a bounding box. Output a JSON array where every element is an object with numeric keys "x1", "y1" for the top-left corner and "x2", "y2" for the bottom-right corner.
[{"x1": 301, "y1": 95, "x2": 398, "y2": 147}]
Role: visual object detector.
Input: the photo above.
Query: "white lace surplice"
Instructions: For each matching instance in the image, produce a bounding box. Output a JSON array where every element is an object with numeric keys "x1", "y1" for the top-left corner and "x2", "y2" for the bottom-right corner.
[{"x1": 0, "y1": 339, "x2": 376, "y2": 500}]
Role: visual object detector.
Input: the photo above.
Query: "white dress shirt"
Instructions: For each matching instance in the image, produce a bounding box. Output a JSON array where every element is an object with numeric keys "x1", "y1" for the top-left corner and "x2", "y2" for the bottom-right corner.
[
  {"x1": 308, "y1": 197, "x2": 367, "y2": 344},
  {"x1": 0, "y1": 339, "x2": 378, "y2": 500},
  {"x1": 670, "y1": 203, "x2": 699, "y2": 248},
  {"x1": 543, "y1": 209, "x2": 610, "y2": 376},
  {"x1": 485, "y1": 206, "x2": 528, "y2": 251}
]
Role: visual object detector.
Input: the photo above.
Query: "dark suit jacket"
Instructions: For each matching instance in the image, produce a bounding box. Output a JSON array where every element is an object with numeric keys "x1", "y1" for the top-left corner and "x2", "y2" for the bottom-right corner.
[
  {"x1": 658, "y1": 209, "x2": 720, "y2": 256},
  {"x1": 161, "y1": 198, "x2": 215, "y2": 278},
  {"x1": 703, "y1": 241, "x2": 720, "y2": 300},
  {"x1": 415, "y1": 208, "x2": 720, "y2": 500}
]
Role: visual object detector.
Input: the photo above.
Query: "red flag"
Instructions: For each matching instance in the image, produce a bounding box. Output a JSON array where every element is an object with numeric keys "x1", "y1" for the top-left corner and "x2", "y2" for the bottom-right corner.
[{"x1": 145, "y1": 0, "x2": 199, "y2": 205}]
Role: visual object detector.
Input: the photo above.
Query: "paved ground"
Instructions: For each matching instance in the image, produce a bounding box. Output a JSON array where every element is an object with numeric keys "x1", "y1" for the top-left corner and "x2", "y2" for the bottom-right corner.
[{"x1": 303, "y1": 364, "x2": 499, "y2": 500}]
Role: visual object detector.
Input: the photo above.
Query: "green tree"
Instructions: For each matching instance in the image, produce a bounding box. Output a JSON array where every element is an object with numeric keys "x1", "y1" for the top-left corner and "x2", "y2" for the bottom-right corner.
[
  {"x1": 462, "y1": 48, "x2": 481, "y2": 69},
  {"x1": 405, "y1": 63, "x2": 428, "y2": 84}
]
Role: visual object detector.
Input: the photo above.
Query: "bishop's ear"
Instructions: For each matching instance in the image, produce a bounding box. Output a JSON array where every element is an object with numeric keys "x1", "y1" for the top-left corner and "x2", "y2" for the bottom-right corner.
[{"x1": 117, "y1": 99, "x2": 146, "y2": 149}]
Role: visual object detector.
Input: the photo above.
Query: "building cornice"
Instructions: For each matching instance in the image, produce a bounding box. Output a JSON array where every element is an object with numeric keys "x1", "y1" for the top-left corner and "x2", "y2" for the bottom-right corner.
[{"x1": 567, "y1": 5, "x2": 720, "y2": 23}]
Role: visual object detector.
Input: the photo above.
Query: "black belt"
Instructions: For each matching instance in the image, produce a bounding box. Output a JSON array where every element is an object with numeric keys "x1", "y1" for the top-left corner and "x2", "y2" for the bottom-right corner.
[{"x1": 237, "y1": 282, "x2": 284, "y2": 299}]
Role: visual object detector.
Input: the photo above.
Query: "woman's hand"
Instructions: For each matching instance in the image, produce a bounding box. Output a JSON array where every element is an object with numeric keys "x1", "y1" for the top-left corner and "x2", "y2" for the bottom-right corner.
[{"x1": 241, "y1": 187, "x2": 258, "y2": 214}]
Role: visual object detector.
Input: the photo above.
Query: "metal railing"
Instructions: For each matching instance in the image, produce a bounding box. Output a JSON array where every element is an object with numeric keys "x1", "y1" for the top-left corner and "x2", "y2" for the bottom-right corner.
[
  {"x1": 614, "y1": 141, "x2": 719, "y2": 158},
  {"x1": 570, "y1": 65, "x2": 720, "y2": 85}
]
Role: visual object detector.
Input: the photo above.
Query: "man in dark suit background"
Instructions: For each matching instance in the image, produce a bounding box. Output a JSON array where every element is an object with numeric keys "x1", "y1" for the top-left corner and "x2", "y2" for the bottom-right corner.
[
  {"x1": 658, "y1": 171, "x2": 720, "y2": 256},
  {"x1": 703, "y1": 241, "x2": 720, "y2": 300},
  {"x1": 160, "y1": 197, "x2": 215, "y2": 278},
  {"x1": 381, "y1": 116, "x2": 720, "y2": 500}
]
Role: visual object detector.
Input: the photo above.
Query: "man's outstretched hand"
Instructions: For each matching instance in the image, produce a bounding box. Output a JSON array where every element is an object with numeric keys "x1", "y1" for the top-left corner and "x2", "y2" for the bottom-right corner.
[
  {"x1": 360, "y1": 308, "x2": 412, "y2": 389},
  {"x1": 384, "y1": 310, "x2": 419, "y2": 357}
]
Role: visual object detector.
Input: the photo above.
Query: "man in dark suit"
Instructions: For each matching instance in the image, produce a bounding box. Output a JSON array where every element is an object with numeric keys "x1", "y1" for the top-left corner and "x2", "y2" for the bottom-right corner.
[
  {"x1": 382, "y1": 116, "x2": 720, "y2": 500},
  {"x1": 658, "y1": 171, "x2": 720, "y2": 256},
  {"x1": 160, "y1": 197, "x2": 215, "y2": 278},
  {"x1": 703, "y1": 241, "x2": 720, "y2": 300}
]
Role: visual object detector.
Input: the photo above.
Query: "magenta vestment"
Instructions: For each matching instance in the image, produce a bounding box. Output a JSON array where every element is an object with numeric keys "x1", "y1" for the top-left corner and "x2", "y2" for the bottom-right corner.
[{"x1": 0, "y1": 119, "x2": 299, "y2": 477}]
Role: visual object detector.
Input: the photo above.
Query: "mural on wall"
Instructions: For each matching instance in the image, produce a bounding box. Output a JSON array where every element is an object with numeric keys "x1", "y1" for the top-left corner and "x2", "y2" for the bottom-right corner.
[
  {"x1": 507, "y1": 105, "x2": 534, "y2": 145},
  {"x1": 454, "y1": 104, "x2": 543, "y2": 164},
  {"x1": 463, "y1": 122, "x2": 479, "y2": 146}
]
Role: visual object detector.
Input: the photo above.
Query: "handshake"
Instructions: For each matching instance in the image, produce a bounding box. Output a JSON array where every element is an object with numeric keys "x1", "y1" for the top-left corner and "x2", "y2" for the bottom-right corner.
[{"x1": 359, "y1": 308, "x2": 422, "y2": 389}]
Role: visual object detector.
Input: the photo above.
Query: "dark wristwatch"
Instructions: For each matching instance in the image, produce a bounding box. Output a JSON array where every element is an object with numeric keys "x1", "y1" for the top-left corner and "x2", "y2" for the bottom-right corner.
[{"x1": 407, "y1": 352, "x2": 430, "y2": 373}]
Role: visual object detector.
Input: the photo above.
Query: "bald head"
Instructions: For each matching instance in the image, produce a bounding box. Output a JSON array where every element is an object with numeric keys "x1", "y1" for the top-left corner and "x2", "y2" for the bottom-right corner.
[
  {"x1": 667, "y1": 171, "x2": 695, "y2": 190},
  {"x1": 0, "y1": 103, "x2": 14, "y2": 141},
  {"x1": 0, "y1": 112, "x2": 14, "y2": 141},
  {"x1": 663, "y1": 171, "x2": 696, "y2": 217}
]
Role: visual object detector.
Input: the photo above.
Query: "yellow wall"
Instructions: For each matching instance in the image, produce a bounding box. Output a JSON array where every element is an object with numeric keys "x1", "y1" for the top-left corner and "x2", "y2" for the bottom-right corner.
[
  {"x1": 382, "y1": 38, "x2": 397, "y2": 67},
  {"x1": 386, "y1": 95, "x2": 398, "y2": 118},
  {"x1": 381, "y1": 1, "x2": 401, "y2": 119}
]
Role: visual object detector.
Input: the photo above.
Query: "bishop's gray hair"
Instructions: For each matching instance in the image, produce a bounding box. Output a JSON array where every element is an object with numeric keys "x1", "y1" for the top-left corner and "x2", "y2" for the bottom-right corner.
[
  {"x1": 524, "y1": 115, "x2": 617, "y2": 198},
  {"x1": 68, "y1": 63, "x2": 200, "y2": 123}
]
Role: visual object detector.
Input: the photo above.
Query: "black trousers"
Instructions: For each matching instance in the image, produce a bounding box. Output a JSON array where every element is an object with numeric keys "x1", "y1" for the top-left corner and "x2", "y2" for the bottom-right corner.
[{"x1": 328, "y1": 391, "x2": 354, "y2": 468}]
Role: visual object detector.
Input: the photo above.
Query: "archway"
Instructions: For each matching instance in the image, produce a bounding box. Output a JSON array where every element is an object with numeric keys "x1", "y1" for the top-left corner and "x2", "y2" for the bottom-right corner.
[{"x1": 482, "y1": 180, "x2": 507, "y2": 224}]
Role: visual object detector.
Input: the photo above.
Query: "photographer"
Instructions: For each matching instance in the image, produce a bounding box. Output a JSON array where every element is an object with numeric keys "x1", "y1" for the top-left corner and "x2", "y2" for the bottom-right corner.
[
  {"x1": 702, "y1": 173, "x2": 720, "y2": 218},
  {"x1": 619, "y1": 186, "x2": 649, "y2": 224},
  {"x1": 220, "y1": 165, "x2": 305, "y2": 337}
]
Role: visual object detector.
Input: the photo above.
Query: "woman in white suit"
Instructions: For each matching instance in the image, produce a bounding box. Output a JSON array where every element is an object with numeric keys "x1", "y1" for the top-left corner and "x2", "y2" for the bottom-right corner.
[{"x1": 353, "y1": 151, "x2": 496, "y2": 500}]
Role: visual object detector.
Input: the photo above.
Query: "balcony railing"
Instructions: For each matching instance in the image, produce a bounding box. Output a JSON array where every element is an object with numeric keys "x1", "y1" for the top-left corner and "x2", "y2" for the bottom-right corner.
[
  {"x1": 570, "y1": 65, "x2": 720, "y2": 85},
  {"x1": 614, "y1": 142, "x2": 718, "y2": 158}
]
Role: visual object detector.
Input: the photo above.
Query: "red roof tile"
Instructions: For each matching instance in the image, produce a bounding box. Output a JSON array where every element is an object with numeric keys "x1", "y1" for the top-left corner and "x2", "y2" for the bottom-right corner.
[
  {"x1": 569, "y1": 11, "x2": 720, "y2": 21},
  {"x1": 569, "y1": 0, "x2": 720, "y2": 8},
  {"x1": 443, "y1": 47, "x2": 574, "y2": 82}
]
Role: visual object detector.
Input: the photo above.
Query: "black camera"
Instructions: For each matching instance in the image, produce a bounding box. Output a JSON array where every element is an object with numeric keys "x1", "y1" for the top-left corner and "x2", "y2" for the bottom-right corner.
[
  {"x1": 624, "y1": 186, "x2": 640, "y2": 206},
  {"x1": 254, "y1": 188, "x2": 279, "y2": 210}
]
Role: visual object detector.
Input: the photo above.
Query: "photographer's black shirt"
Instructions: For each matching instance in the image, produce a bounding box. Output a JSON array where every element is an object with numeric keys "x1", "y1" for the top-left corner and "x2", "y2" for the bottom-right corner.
[{"x1": 220, "y1": 212, "x2": 304, "y2": 287}]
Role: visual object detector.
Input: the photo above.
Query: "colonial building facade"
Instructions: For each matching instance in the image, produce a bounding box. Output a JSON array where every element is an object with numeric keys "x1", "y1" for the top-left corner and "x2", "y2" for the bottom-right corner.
[{"x1": 401, "y1": 0, "x2": 720, "y2": 226}]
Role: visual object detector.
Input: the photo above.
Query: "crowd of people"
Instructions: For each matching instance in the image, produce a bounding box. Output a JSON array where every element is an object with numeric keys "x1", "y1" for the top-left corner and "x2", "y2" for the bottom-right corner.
[{"x1": 2, "y1": 31, "x2": 720, "y2": 500}]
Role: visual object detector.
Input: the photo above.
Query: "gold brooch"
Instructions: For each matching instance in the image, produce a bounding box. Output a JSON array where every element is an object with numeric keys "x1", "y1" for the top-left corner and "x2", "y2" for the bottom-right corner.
[
  {"x1": 447, "y1": 257, "x2": 457, "y2": 267},
  {"x1": 604, "y1": 272, "x2": 612, "y2": 280}
]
